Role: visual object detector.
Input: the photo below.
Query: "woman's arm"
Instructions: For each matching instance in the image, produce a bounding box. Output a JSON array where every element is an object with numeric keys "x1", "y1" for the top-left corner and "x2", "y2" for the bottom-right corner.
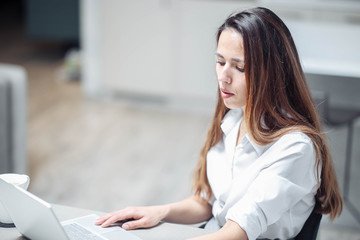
[
  {"x1": 188, "y1": 220, "x2": 248, "y2": 240},
  {"x1": 95, "y1": 195, "x2": 212, "y2": 230},
  {"x1": 164, "y1": 195, "x2": 212, "y2": 224}
]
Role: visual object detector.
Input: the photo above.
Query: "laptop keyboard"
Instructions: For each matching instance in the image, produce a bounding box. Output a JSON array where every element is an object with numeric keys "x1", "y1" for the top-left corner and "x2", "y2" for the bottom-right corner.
[{"x1": 63, "y1": 223, "x2": 104, "y2": 240}]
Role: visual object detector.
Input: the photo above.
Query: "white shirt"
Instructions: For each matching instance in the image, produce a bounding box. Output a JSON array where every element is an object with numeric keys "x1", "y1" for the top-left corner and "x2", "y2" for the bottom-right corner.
[{"x1": 205, "y1": 108, "x2": 319, "y2": 240}]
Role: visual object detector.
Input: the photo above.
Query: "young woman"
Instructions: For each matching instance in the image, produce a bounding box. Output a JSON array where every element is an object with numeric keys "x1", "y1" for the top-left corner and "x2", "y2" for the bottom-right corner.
[{"x1": 95, "y1": 7, "x2": 342, "y2": 240}]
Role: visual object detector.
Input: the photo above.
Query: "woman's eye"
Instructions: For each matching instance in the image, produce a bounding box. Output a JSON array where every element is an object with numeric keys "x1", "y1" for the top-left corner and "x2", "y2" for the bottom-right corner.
[
  {"x1": 236, "y1": 67, "x2": 245, "y2": 73},
  {"x1": 216, "y1": 61, "x2": 225, "y2": 66}
]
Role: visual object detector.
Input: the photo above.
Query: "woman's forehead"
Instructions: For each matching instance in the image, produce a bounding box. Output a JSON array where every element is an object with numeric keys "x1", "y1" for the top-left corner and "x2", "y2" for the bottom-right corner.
[{"x1": 217, "y1": 29, "x2": 244, "y2": 59}]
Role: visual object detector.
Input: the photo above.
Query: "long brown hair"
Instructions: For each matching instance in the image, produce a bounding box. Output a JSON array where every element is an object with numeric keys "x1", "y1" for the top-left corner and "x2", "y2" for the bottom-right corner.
[{"x1": 193, "y1": 7, "x2": 342, "y2": 220}]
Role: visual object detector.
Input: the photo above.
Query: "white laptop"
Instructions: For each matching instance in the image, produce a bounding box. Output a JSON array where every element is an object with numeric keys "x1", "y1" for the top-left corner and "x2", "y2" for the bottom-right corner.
[{"x1": 0, "y1": 178, "x2": 142, "y2": 240}]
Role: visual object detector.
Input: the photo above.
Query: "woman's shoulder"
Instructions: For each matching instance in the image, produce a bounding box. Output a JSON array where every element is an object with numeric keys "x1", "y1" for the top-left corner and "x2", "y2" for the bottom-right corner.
[
  {"x1": 258, "y1": 131, "x2": 316, "y2": 167},
  {"x1": 248, "y1": 131, "x2": 313, "y2": 156},
  {"x1": 278, "y1": 131, "x2": 312, "y2": 144},
  {"x1": 269, "y1": 131, "x2": 315, "y2": 154}
]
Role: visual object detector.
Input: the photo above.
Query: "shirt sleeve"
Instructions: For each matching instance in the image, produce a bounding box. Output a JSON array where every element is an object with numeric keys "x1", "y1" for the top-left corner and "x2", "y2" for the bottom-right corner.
[
  {"x1": 225, "y1": 133, "x2": 319, "y2": 240},
  {"x1": 200, "y1": 190, "x2": 216, "y2": 206}
]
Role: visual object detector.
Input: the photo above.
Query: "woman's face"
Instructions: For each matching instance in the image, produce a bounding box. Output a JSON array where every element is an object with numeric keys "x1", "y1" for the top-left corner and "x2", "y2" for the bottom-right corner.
[{"x1": 216, "y1": 29, "x2": 247, "y2": 110}]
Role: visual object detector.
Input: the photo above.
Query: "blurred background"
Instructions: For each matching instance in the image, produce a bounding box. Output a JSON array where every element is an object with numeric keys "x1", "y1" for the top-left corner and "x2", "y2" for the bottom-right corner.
[{"x1": 0, "y1": 0, "x2": 360, "y2": 239}]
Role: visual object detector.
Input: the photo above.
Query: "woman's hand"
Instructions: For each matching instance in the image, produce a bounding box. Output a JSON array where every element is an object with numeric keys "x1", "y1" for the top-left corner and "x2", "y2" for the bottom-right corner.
[
  {"x1": 95, "y1": 195, "x2": 212, "y2": 230},
  {"x1": 95, "y1": 205, "x2": 169, "y2": 230}
]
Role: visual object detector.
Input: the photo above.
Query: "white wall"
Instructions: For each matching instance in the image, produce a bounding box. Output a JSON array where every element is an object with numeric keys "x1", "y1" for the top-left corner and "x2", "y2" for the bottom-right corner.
[
  {"x1": 80, "y1": 0, "x2": 103, "y2": 97},
  {"x1": 81, "y1": 0, "x2": 254, "y2": 110},
  {"x1": 259, "y1": 0, "x2": 360, "y2": 78},
  {"x1": 81, "y1": 0, "x2": 360, "y2": 109}
]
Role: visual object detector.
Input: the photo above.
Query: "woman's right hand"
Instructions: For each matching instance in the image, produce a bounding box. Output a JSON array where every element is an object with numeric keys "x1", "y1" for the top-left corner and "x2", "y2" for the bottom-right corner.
[{"x1": 95, "y1": 205, "x2": 169, "y2": 230}]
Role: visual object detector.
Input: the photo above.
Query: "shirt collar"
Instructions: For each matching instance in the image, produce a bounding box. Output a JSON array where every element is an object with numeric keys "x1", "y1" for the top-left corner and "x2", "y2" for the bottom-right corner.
[
  {"x1": 221, "y1": 109, "x2": 271, "y2": 155},
  {"x1": 221, "y1": 108, "x2": 243, "y2": 136},
  {"x1": 244, "y1": 135, "x2": 271, "y2": 156}
]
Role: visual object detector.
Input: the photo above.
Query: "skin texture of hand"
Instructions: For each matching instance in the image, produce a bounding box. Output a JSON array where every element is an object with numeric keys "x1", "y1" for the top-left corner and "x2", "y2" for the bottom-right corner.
[{"x1": 95, "y1": 205, "x2": 168, "y2": 230}]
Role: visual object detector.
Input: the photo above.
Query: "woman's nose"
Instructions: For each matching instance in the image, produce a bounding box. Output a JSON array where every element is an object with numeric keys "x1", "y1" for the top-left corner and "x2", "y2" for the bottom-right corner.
[{"x1": 218, "y1": 66, "x2": 231, "y2": 84}]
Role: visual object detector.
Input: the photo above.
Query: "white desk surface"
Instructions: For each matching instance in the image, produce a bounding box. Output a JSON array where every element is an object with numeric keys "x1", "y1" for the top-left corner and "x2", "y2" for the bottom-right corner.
[{"x1": 1, "y1": 204, "x2": 211, "y2": 240}]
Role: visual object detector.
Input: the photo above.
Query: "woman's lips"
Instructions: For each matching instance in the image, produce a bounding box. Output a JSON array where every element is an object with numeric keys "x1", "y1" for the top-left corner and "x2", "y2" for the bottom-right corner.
[{"x1": 220, "y1": 88, "x2": 234, "y2": 99}]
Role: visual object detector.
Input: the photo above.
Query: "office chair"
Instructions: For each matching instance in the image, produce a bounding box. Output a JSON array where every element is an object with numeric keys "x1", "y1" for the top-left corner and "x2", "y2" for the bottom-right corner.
[{"x1": 294, "y1": 206, "x2": 322, "y2": 240}]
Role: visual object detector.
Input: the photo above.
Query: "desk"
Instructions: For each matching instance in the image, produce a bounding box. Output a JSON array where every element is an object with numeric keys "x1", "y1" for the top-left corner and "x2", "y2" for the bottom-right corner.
[{"x1": 1, "y1": 204, "x2": 212, "y2": 240}]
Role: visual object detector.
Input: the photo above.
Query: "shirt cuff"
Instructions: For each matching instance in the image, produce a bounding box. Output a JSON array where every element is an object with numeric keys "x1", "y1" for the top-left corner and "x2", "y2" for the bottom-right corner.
[{"x1": 226, "y1": 200, "x2": 266, "y2": 240}]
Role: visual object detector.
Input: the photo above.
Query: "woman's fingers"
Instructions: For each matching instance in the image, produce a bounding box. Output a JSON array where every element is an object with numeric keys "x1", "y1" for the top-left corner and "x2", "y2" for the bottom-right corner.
[
  {"x1": 100, "y1": 214, "x2": 126, "y2": 228},
  {"x1": 95, "y1": 208, "x2": 135, "y2": 227},
  {"x1": 95, "y1": 206, "x2": 163, "y2": 230},
  {"x1": 95, "y1": 213, "x2": 113, "y2": 225},
  {"x1": 123, "y1": 215, "x2": 159, "y2": 230},
  {"x1": 122, "y1": 218, "x2": 145, "y2": 230}
]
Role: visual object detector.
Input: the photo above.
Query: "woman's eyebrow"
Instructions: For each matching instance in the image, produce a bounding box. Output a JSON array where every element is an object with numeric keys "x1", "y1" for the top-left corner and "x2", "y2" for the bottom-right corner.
[
  {"x1": 215, "y1": 53, "x2": 224, "y2": 59},
  {"x1": 231, "y1": 58, "x2": 244, "y2": 63},
  {"x1": 215, "y1": 53, "x2": 244, "y2": 63}
]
